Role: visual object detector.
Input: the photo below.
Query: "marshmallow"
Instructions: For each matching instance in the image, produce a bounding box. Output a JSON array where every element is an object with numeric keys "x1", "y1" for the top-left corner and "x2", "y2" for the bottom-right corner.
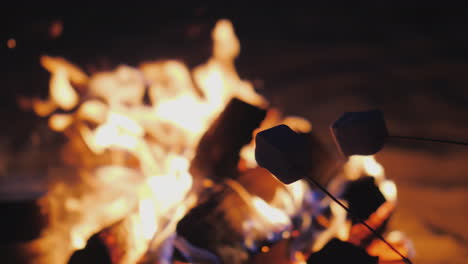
[
  {"x1": 255, "y1": 125, "x2": 333, "y2": 185},
  {"x1": 331, "y1": 110, "x2": 388, "y2": 156}
]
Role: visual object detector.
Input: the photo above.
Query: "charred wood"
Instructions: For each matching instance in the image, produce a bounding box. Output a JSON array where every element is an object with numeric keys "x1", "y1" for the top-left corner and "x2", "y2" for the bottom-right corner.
[{"x1": 190, "y1": 98, "x2": 266, "y2": 188}]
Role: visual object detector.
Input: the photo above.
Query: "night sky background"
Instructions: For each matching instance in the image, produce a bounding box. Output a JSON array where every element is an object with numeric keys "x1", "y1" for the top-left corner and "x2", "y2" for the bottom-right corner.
[{"x1": 1, "y1": 3, "x2": 468, "y2": 263}]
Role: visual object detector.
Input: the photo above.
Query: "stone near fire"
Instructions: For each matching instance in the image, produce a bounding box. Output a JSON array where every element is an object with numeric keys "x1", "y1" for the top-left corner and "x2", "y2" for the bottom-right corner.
[
  {"x1": 307, "y1": 238, "x2": 378, "y2": 264},
  {"x1": 255, "y1": 125, "x2": 334, "y2": 185},
  {"x1": 331, "y1": 110, "x2": 388, "y2": 156}
]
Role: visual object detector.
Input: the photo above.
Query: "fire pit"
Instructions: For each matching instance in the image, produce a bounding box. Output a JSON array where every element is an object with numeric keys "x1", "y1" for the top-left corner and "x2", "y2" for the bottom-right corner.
[{"x1": 3, "y1": 6, "x2": 468, "y2": 264}]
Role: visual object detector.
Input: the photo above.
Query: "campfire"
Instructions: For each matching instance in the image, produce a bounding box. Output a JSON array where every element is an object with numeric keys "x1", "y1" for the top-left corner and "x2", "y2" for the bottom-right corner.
[{"x1": 4, "y1": 19, "x2": 415, "y2": 264}]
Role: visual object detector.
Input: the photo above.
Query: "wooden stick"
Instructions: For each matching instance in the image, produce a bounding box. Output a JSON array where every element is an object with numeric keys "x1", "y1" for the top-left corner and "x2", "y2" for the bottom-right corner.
[{"x1": 389, "y1": 135, "x2": 468, "y2": 147}]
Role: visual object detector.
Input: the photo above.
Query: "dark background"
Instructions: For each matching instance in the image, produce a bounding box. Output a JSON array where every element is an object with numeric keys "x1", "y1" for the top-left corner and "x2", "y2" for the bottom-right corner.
[{"x1": 1, "y1": 3, "x2": 468, "y2": 263}]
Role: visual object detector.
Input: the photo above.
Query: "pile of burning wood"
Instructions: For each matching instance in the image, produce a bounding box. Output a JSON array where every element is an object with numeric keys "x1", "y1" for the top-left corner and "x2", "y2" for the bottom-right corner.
[{"x1": 1, "y1": 20, "x2": 414, "y2": 264}]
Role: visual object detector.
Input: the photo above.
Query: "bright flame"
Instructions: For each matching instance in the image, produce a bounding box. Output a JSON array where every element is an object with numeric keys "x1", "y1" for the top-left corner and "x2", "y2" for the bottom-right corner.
[
  {"x1": 313, "y1": 200, "x2": 350, "y2": 251},
  {"x1": 251, "y1": 196, "x2": 291, "y2": 229},
  {"x1": 139, "y1": 198, "x2": 159, "y2": 240},
  {"x1": 379, "y1": 179, "x2": 397, "y2": 202},
  {"x1": 49, "y1": 113, "x2": 73, "y2": 132},
  {"x1": 344, "y1": 155, "x2": 398, "y2": 204},
  {"x1": 344, "y1": 155, "x2": 384, "y2": 182},
  {"x1": 50, "y1": 68, "x2": 79, "y2": 110},
  {"x1": 41, "y1": 55, "x2": 89, "y2": 86},
  {"x1": 29, "y1": 19, "x2": 310, "y2": 264},
  {"x1": 363, "y1": 156, "x2": 385, "y2": 180}
]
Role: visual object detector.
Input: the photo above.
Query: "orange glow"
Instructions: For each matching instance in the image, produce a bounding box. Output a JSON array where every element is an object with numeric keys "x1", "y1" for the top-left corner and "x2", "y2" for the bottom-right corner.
[
  {"x1": 7, "y1": 38, "x2": 16, "y2": 49},
  {"x1": 367, "y1": 231, "x2": 415, "y2": 260},
  {"x1": 282, "y1": 116, "x2": 312, "y2": 133},
  {"x1": 32, "y1": 99, "x2": 57, "y2": 117},
  {"x1": 29, "y1": 19, "x2": 316, "y2": 264},
  {"x1": 363, "y1": 156, "x2": 385, "y2": 180},
  {"x1": 49, "y1": 20, "x2": 64, "y2": 39},
  {"x1": 49, "y1": 114, "x2": 73, "y2": 131},
  {"x1": 76, "y1": 100, "x2": 108, "y2": 124},
  {"x1": 281, "y1": 231, "x2": 291, "y2": 239},
  {"x1": 261, "y1": 246, "x2": 270, "y2": 253},
  {"x1": 313, "y1": 200, "x2": 350, "y2": 251},
  {"x1": 379, "y1": 179, "x2": 397, "y2": 202},
  {"x1": 41, "y1": 55, "x2": 89, "y2": 86},
  {"x1": 49, "y1": 68, "x2": 79, "y2": 110}
]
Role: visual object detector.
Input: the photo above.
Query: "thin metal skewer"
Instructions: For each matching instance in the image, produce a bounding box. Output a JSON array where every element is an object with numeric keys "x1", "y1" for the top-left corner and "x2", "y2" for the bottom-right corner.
[
  {"x1": 304, "y1": 176, "x2": 412, "y2": 264},
  {"x1": 389, "y1": 135, "x2": 468, "y2": 146}
]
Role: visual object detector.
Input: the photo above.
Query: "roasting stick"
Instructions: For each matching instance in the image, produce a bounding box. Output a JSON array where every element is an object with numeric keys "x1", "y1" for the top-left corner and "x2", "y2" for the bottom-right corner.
[
  {"x1": 303, "y1": 175, "x2": 412, "y2": 264},
  {"x1": 388, "y1": 135, "x2": 468, "y2": 146},
  {"x1": 255, "y1": 125, "x2": 412, "y2": 264}
]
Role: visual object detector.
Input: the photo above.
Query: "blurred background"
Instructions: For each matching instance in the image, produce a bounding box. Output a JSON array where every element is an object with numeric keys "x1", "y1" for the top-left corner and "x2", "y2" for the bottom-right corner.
[{"x1": 1, "y1": 3, "x2": 468, "y2": 263}]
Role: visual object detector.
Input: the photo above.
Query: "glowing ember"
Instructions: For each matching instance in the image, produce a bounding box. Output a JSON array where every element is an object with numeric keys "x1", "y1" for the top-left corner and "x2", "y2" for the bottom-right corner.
[
  {"x1": 379, "y1": 179, "x2": 397, "y2": 202},
  {"x1": 363, "y1": 156, "x2": 385, "y2": 180},
  {"x1": 7, "y1": 38, "x2": 16, "y2": 49}
]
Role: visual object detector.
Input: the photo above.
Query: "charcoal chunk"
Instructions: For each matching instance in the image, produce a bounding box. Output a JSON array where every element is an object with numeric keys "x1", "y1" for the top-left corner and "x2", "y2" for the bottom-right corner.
[
  {"x1": 331, "y1": 110, "x2": 388, "y2": 156},
  {"x1": 343, "y1": 176, "x2": 386, "y2": 224},
  {"x1": 307, "y1": 238, "x2": 378, "y2": 264},
  {"x1": 68, "y1": 234, "x2": 112, "y2": 264}
]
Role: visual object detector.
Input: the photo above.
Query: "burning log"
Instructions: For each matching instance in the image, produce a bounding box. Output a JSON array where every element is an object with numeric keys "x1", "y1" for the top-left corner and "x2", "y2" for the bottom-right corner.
[
  {"x1": 176, "y1": 188, "x2": 248, "y2": 263},
  {"x1": 67, "y1": 234, "x2": 112, "y2": 264},
  {"x1": 67, "y1": 211, "x2": 150, "y2": 264},
  {"x1": 348, "y1": 202, "x2": 395, "y2": 247},
  {"x1": 307, "y1": 238, "x2": 378, "y2": 264},
  {"x1": 176, "y1": 164, "x2": 314, "y2": 263},
  {"x1": 190, "y1": 98, "x2": 266, "y2": 186},
  {"x1": 343, "y1": 176, "x2": 386, "y2": 225}
]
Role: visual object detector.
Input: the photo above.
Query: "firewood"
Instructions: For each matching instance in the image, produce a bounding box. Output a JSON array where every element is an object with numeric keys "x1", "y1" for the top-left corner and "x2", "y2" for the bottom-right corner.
[
  {"x1": 331, "y1": 110, "x2": 387, "y2": 156},
  {"x1": 176, "y1": 188, "x2": 249, "y2": 263},
  {"x1": 190, "y1": 98, "x2": 266, "y2": 186},
  {"x1": 343, "y1": 176, "x2": 386, "y2": 225},
  {"x1": 307, "y1": 238, "x2": 378, "y2": 264},
  {"x1": 67, "y1": 211, "x2": 147, "y2": 264},
  {"x1": 255, "y1": 125, "x2": 335, "y2": 186},
  {"x1": 251, "y1": 239, "x2": 298, "y2": 264},
  {"x1": 348, "y1": 202, "x2": 395, "y2": 247},
  {"x1": 67, "y1": 234, "x2": 112, "y2": 264}
]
